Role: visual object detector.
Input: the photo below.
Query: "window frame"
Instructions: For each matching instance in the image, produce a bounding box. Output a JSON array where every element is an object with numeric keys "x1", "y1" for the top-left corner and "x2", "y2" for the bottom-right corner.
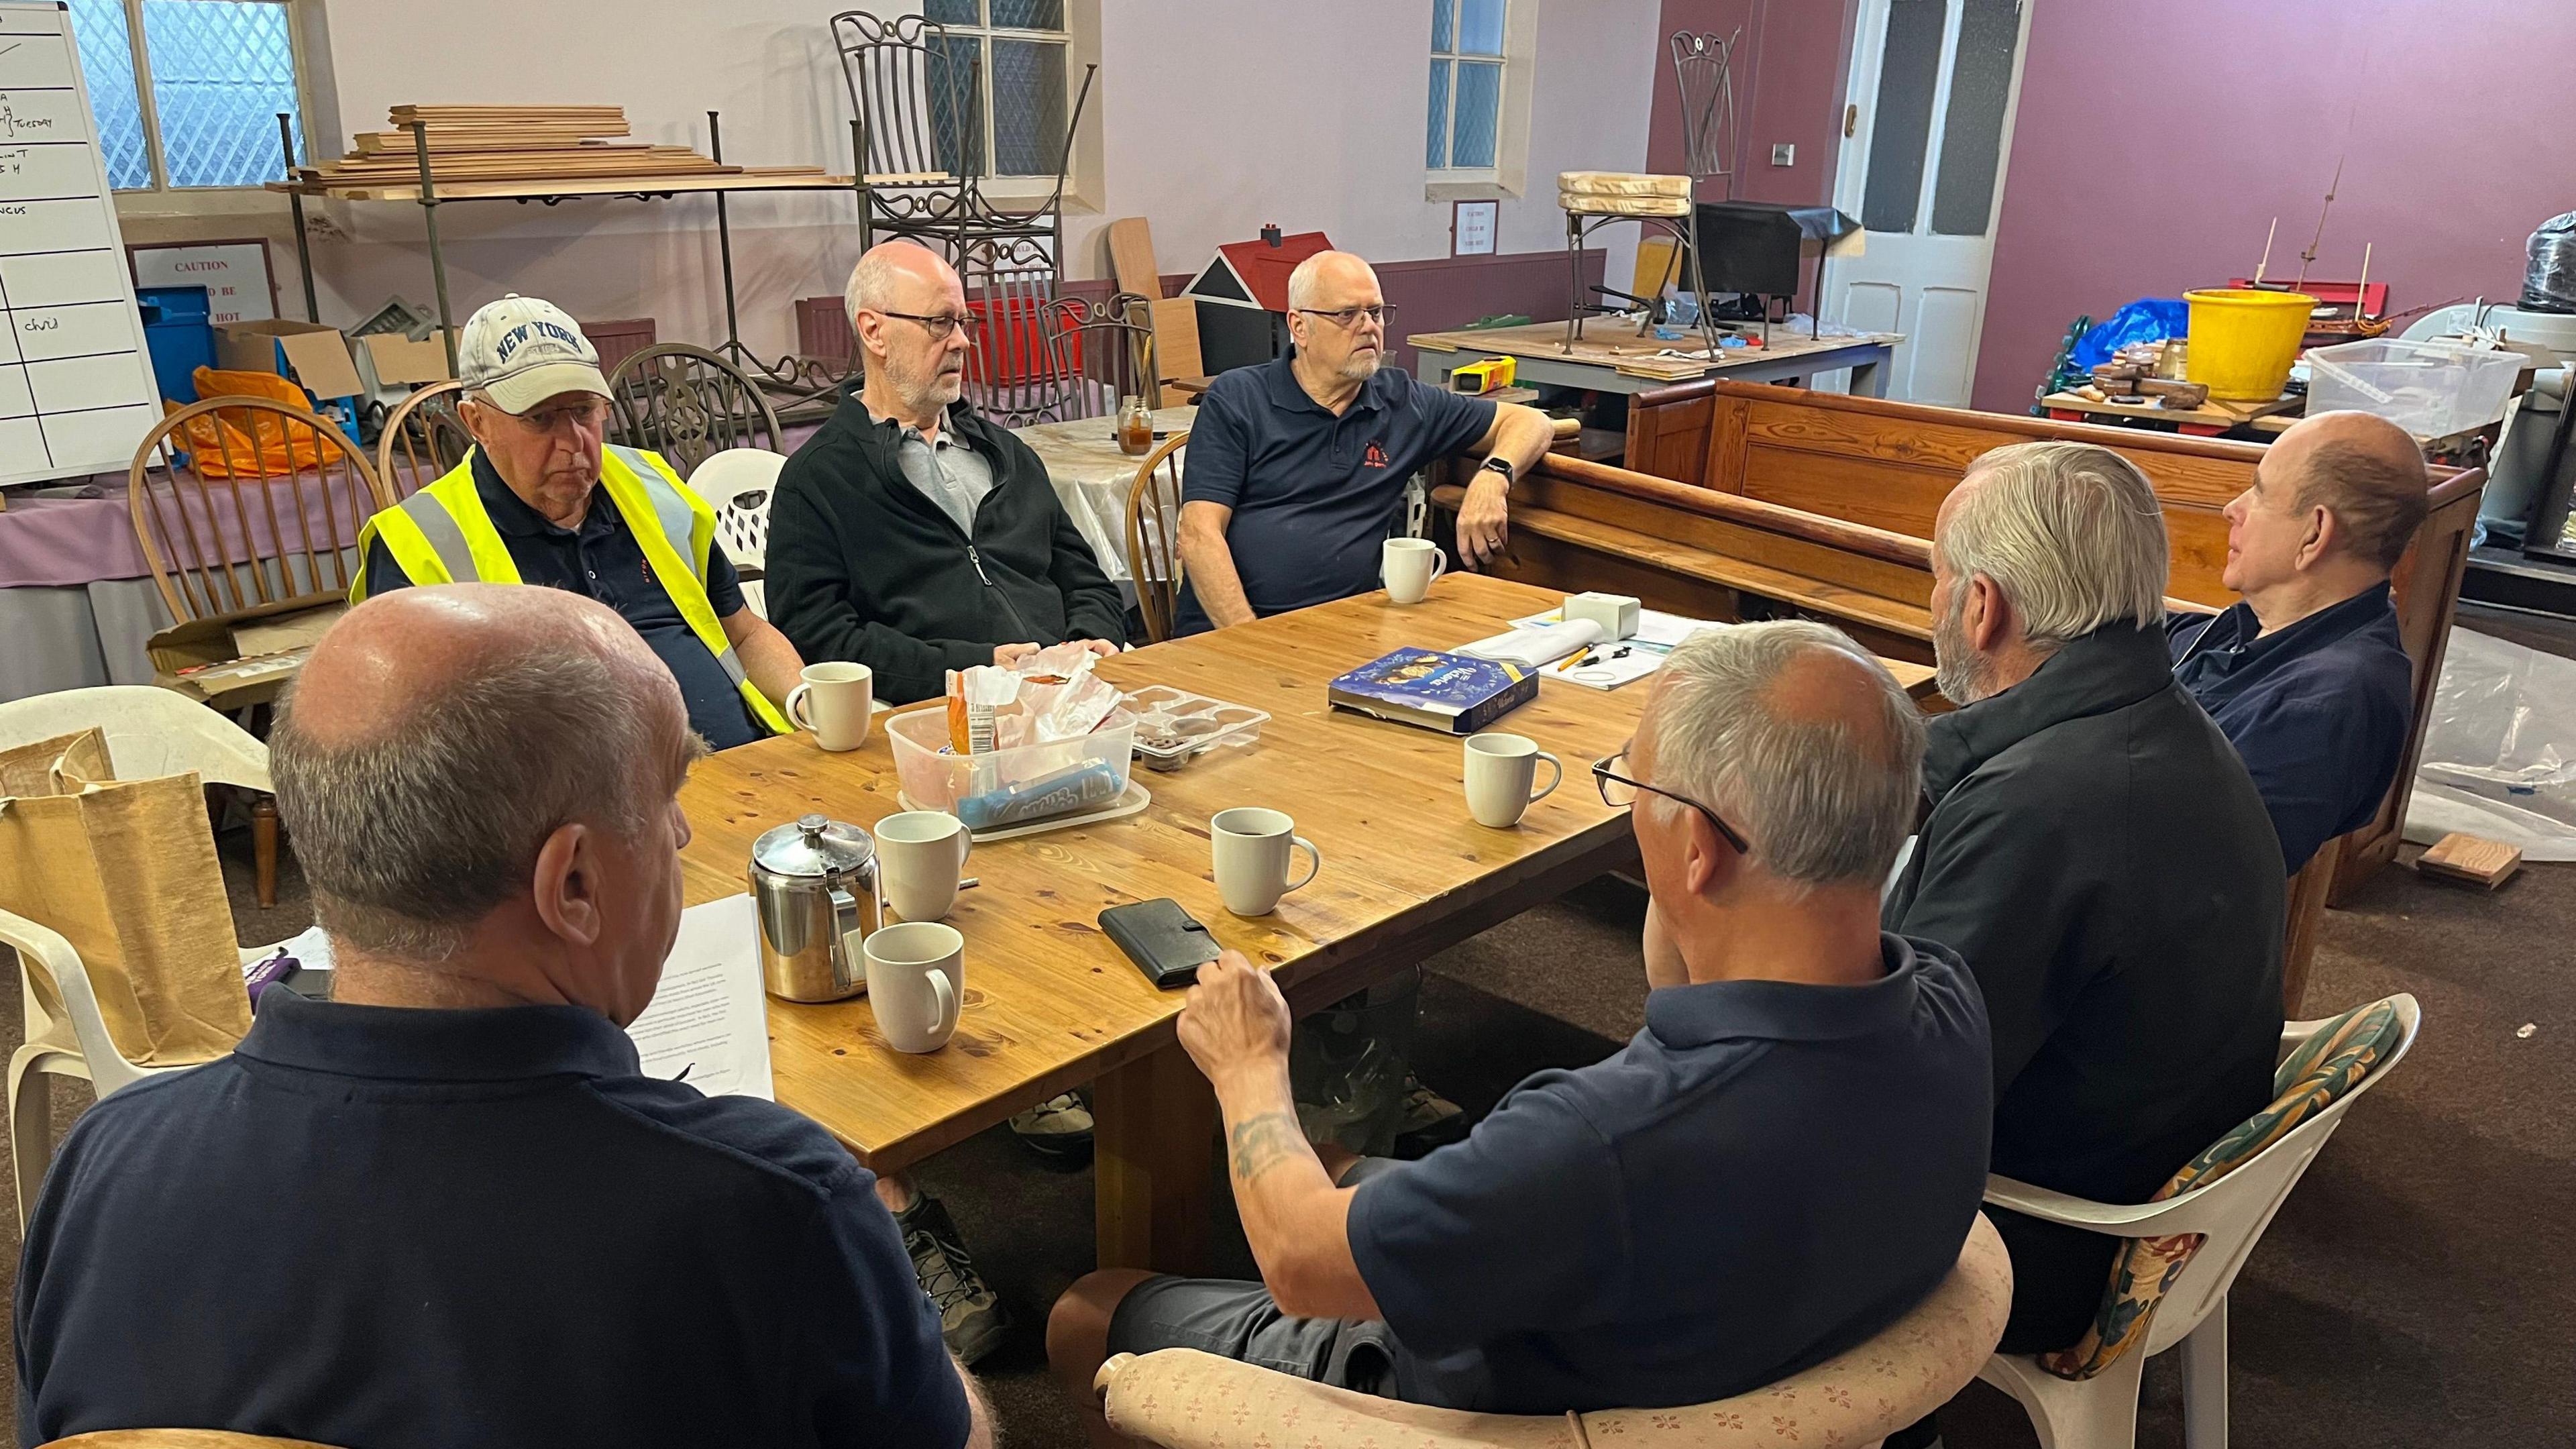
[
  {"x1": 1424, "y1": 0, "x2": 1534, "y2": 203},
  {"x1": 929, "y1": 0, "x2": 1074, "y2": 185},
  {"x1": 76, "y1": 0, "x2": 321, "y2": 218}
]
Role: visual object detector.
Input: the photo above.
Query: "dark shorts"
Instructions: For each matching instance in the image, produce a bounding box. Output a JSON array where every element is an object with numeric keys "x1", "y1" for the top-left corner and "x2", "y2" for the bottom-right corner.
[{"x1": 1106, "y1": 1277, "x2": 1401, "y2": 1397}]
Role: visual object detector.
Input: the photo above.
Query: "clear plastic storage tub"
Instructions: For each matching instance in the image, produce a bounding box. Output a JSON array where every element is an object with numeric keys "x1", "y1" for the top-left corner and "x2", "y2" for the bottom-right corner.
[
  {"x1": 2305, "y1": 338, "x2": 2522, "y2": 439},
  {"x1": 885, "y1": 706, "x2": 1138, "y2": 830}
]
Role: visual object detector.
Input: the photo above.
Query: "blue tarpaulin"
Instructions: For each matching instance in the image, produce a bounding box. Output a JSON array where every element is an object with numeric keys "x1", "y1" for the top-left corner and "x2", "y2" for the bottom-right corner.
[{"x1": 2071, "y1": 299, "x2": 2190, "y2": 370}]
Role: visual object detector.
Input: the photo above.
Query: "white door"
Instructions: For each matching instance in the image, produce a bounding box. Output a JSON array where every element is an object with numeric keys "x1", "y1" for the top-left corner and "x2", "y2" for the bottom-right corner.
[{"x1": 1826, "y1": 0, "x2": 2034, "y2": 406}]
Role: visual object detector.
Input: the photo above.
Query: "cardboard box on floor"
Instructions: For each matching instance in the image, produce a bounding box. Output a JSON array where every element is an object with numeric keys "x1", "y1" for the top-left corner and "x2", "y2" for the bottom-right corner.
[
  {"x1": 148, "y1": 593, "x2": 347, "y2": 710},
  {"x1": 211, "y1": 320, "x2": 367, "y2": 408}
]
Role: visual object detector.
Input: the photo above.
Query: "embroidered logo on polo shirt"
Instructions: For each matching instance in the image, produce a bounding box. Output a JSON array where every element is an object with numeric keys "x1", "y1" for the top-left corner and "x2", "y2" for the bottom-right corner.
[{"x1": 1363, "y1": 440, "x2": 1389, "y2": 468}]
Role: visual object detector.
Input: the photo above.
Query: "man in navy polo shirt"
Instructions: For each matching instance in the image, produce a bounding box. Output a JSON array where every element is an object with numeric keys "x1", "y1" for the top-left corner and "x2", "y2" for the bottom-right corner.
[
  {"x1": 2168, "y1": 410, "x2": 2426, "y2": 873},
  {"x1": 1173, "y1": 250, "x2": 1558, "y2": 633},
  {"x1": 1047, "y1": 621, "x2": 1992, "y2": 1424},
  {"x1": 15, "y1": 586, "x2": 988, "y2": 1449}
]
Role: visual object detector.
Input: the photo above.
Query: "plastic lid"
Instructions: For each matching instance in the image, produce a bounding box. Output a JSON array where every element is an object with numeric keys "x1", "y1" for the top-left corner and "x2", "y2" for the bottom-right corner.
[{"x1": 751, "y1": 812, "x2": 875, "y2": 877}]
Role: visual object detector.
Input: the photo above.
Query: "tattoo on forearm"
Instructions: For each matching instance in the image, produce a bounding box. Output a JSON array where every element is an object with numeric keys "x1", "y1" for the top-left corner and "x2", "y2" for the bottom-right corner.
[{"x1": 1227, "y1": 1111, "x2": 1307, "y2": 1185}]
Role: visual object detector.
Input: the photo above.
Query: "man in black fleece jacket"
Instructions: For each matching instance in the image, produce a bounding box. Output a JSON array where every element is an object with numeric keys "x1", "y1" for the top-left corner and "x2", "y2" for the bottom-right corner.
[{"x1": 769, "y1": 241, "x2": 1126, "y2": 706}]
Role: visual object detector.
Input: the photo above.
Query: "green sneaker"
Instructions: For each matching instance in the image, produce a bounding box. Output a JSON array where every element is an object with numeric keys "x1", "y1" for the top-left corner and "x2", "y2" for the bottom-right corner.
[{"x1": 895, "y1": 1192, "x2": 1009, "y2": 1364}]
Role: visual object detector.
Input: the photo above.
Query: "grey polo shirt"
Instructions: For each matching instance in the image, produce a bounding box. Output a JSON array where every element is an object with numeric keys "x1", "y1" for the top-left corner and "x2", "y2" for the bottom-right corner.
[
  {"x1": 1346, "y1": 932, "x2": 1994, "y2": 1413},
  {"x1": 865, "y1": 400, "x2": 995, "y2": 537}
]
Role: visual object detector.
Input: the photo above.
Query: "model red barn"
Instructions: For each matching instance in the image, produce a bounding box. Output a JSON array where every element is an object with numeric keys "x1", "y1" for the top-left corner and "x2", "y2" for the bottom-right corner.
[{"x1": 1181, "y1": 227, "x2": 1335, "y2": 374}]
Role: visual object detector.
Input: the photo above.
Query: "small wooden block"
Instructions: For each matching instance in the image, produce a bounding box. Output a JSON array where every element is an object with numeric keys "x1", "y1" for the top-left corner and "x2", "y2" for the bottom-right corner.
[{"x1": 2418, "y1": 832, "x2": 2522, "y2": 889}]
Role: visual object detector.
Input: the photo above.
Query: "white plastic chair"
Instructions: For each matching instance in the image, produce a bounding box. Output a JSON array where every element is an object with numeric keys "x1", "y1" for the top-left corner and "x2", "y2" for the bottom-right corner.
[
  {"x1": 690, "y1": 447, "x2": 788, "y2": 621},
  {"x1": 0, "y1": 686, "x2": 278, "y2": 1228},
  {"x1": 1976, "y1": 994, "x2": 2422, "y2": 1449}
]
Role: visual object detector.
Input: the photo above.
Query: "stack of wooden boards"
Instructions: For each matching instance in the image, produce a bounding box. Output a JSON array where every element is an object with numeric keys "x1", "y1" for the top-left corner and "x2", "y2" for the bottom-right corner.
[{"x1": 284, "y1": 105, "x2": 835, "y2": 199}]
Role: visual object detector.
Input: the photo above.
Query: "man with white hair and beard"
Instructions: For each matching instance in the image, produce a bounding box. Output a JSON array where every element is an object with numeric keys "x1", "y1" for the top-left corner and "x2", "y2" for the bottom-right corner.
[
  {"x1": 769, "y1": 240, "x2": 1126, "y2": 708},
  {"x1": 1172, "y1": 250, "x2": 1556, "y2": 634},
  {"x1": 767, "y1": 238, "x2": 1126, "y2": 1361},
  {"x1": 1877, "y1": 441, "x2": 2284, "y2": 1446}
]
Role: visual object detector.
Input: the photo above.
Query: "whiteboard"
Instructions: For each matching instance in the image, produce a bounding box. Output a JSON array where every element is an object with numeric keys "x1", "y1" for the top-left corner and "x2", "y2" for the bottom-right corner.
[{"x1": 0, "y1": 1, "x2": 162, "y2": 486}]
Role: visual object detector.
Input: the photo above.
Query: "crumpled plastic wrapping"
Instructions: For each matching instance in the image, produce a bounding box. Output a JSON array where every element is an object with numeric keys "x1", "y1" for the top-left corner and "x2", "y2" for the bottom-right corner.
[
  {"x1": 2406, "y1": 627, "x2": 2576, "y2": 860},
  {"x1": 2522, "y1": 211, "x2": 2576, "y2": 314},
  {"x1": 944, "y1": 643, "x2": 1122, "y2": 753}
]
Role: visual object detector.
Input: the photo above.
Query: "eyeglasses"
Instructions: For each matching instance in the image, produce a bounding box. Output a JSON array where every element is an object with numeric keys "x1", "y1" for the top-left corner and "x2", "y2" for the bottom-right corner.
[
  {"x1": 1592, "y1": 747, "x2": 1751, "y2": 855},
  {"x1": 505, "y1": 399, "x2": 612, "y2": 434},
  {"x1": 870, "y1": 309, "x2": 979, "y2": 343},
  {"x1": 1295, "y1": 304, "x2": 1397, "y2": 329}
]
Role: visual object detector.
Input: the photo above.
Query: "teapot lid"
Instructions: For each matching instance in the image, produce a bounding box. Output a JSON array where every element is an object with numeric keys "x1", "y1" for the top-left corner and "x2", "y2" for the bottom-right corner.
[{"x1": 751, "y1": 812, "x2": 875, "y2": 877}]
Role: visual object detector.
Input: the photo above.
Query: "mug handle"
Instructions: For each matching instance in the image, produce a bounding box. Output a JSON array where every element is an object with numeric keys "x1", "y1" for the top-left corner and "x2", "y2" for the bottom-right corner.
[
  {"x1": 785, "y1": 682, "x2": 816, "y2": 731},
  {"x1": 1284, "y1": 836, "x2": 1323, "y2": 894},
  {"x1": 1427, "y1": 550, "x2": 1449, "y2": 583},
  {"x1": 954, "y1": 826, "x2": 974, "y2": 872},
  {"x1": 927, "y1": 966, "x2": 960, "y2": 1039},
  {"x1": 1528, "y1": 751, "x2": 1563, "y2": 804}
]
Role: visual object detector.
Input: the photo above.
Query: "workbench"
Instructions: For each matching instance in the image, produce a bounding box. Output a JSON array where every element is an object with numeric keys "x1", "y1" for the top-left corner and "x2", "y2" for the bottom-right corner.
[
  {"x1": 1408, "y1": 317, "x2": 1902, "y2": 398},
  {"x1": 2041, "y1": 389, "x2": 2300, "y2": 438}
]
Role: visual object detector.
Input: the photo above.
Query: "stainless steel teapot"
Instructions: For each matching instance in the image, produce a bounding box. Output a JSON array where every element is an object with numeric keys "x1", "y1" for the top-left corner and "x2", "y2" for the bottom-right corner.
[{"x1": 747, "y1": 813, "x2": 883, "y2": 1002}]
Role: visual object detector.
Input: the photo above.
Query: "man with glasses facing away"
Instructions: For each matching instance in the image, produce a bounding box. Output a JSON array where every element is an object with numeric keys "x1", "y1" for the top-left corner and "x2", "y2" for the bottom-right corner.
[
  {"x1": 767, "y1": 240, "x2": 1126, "y2": 708},
  {"x1": 1048, "y1": 622, "x2": 1992, "y2": 1435},
  {"x1": 1172, "y1": 250, "x2": 1558, "y2": 634},
  {"x1": 354, "y1": 294, "x2": 804, "y2": 752},
  {"x1": 766, "y1": 238, "x2": 1127, "y2": 1360}
]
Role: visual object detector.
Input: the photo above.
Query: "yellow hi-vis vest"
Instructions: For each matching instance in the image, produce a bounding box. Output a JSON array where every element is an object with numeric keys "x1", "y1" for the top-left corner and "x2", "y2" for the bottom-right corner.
[{"x1": 350, "y1": 444, "x2": 791, "y2": 735}]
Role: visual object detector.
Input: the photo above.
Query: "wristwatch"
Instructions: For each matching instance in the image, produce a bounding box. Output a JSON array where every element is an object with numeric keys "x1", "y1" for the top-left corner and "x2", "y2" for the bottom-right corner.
[{"x1": 1477, "y1": 456, "x2": 1516, "y2": 485}]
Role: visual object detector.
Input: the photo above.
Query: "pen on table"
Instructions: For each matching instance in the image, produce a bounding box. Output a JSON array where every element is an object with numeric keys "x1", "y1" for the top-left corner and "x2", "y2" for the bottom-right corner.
[
  {"x1": 959, "y1": 877, "x2": 981, "y2": 890},
  {"x1": 1556, "y1": 650, "x2": 1596, "y2": 673},
  {"x1": 672, "y1": 1063, "x2": 694, "y2": 1082}
]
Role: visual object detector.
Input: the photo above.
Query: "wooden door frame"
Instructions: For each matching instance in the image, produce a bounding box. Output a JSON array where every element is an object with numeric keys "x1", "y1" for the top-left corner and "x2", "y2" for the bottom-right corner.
[{"x1": 1829, "y1": 0, "x2": 2039, "y2": 396}]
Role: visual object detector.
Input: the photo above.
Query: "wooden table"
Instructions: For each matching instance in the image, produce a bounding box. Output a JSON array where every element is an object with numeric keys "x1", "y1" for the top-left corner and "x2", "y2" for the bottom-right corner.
[
  {"x1": 1013, "y1": 405, "x2": 1196, "y2": 582},
  {"x1": 2041, "y1": 389, "x2": 2300, "y2": 438},
  {"x1": 1409, "y1": 317, "x2": 1904, "y2": 398},
  {"x1": 678, "y1": 577, "x2": 1933, "y2": 1272}
]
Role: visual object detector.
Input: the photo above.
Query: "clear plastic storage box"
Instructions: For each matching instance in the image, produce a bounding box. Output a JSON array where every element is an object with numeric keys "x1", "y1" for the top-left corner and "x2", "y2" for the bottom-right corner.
[
  {"x1": 1124, "y1": 687, "x2": 1271, "y2": 771},
  {"x1": 885, "y1": 706, "x2": 1137, "y2": 830},
  {"x1": 2305, "y1": 338, "x2": 2522, "y2": 440}
]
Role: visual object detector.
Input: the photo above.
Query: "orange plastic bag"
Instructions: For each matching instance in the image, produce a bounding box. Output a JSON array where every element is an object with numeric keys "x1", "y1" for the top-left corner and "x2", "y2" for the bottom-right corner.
[{"x1": 164, "y1": 366, "x2": 334, "y2": 477}]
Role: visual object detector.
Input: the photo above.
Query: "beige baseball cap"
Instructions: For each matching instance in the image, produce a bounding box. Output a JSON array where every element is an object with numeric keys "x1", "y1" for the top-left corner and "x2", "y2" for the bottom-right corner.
[{"x1": 457, "y1": 294, "x2": 611, "y2": 414}]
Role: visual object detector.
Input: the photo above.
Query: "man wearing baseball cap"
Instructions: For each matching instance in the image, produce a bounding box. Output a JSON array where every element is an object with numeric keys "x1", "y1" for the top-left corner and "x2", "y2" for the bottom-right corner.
[{"x1": 353, "y1": 296, "x2": 802, "y2": 749}]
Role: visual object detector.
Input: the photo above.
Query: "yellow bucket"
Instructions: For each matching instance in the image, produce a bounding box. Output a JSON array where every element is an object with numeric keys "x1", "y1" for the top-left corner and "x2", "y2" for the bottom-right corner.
[{"x1": 2184, "y1": 288, "x2": 2316, "y2": 402}]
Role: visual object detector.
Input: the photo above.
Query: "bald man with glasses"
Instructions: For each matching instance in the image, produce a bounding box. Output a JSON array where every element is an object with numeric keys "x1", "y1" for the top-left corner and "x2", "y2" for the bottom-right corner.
[{"x1": 1173, "y1": 250, "x2": 1556, "y2": 634}]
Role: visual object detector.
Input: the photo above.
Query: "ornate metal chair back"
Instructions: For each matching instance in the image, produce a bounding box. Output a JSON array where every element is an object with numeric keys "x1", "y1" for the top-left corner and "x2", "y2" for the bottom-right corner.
[{"x1": 605, "y1": 343, "x2": 786, "y2": 480}]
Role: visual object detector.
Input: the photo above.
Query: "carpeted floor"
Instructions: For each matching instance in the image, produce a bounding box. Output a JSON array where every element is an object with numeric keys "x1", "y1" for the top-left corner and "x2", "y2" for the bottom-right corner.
[{"x1": 5, "y1": 616, "x2": 2571, "y2": 1447}]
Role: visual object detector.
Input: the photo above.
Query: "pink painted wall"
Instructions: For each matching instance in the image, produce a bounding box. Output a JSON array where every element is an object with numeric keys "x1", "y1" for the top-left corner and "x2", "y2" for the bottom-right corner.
[
  {"x1": 1646, "y1": 0, "x2": 1858, "y2": 207},
  {"x1": 1972, "y1": 0, "x2": 2576, "y2": 414}
]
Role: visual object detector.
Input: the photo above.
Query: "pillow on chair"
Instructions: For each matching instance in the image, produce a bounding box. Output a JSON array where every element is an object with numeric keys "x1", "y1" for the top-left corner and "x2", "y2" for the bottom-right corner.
[{"x1": 2038, "y1": 997, "x2": 2406, "y2": 1380}]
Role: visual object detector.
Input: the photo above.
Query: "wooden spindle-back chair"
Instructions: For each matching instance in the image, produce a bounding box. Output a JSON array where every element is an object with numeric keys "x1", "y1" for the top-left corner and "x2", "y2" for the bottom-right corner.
[
  {"x1": 127, "y1": 397, "x2": 384, "y2": 623},
  {"x1": 1124, "y1": 430, "x2": 1188, "y2": 643},
  {"x1": 374, "y1": 379, "x2": 473, "y2": 501}
]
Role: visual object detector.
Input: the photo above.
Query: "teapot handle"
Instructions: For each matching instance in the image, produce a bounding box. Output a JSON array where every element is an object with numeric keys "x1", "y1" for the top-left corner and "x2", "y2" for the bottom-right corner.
[{"x1": 830, "y1": 886, "x2": 864, "y2": 994}]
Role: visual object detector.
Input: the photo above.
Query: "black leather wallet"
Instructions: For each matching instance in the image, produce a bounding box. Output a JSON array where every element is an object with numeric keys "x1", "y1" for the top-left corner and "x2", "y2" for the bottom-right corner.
[{"x1": 1099, "y1": 898, "x2": 1222, "y2": 989}]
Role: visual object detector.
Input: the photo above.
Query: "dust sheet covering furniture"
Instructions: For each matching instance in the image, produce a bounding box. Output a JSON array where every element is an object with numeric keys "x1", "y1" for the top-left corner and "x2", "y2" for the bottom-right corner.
[{"x1": 674, "y1": 576, "x2": 1931, "y2": 1273}]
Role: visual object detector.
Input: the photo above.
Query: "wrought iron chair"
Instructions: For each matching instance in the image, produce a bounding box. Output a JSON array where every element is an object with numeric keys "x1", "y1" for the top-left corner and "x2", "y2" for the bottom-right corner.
[
  {"x1": 833, "y1": 7, "x2": 1099, "y2": 255},
  {"x1": 374, "y1": 380, "x2": 472, "y2": 502},
  {"x1": 606, "y1": 343, "x2": 786, "y2": 480},
  {"x1": 127, "y1": 398, "x2": 382, "y2": 621},
  {"x1": 1670, "y1": 29, "x2": 1741, "y2": 199},
  {"x1": 1123, "y1": 430, "x2": 1187, "y2": 643}
]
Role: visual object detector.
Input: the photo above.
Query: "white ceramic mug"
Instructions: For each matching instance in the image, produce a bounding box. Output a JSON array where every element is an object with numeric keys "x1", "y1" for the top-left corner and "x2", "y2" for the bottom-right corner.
[
  {"x1": 1464, "y1": 733, "x2": 1563, "y2": 828},
  {"x1": 1381, "y1": 537, "x2": 1448, "y2": 605},
  {"x1": 787, "y1": 662, "x2": 875, "y2": 751},
  {"x1": 1211, "y1": 806, "x2": 1323, "y2": 917},
  {"x1": 863, "y1": 920, "x2": 963, "y2": 1053},
  {"x1": 878, "y1": 810, "x2": 973, "y2": 922}
]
